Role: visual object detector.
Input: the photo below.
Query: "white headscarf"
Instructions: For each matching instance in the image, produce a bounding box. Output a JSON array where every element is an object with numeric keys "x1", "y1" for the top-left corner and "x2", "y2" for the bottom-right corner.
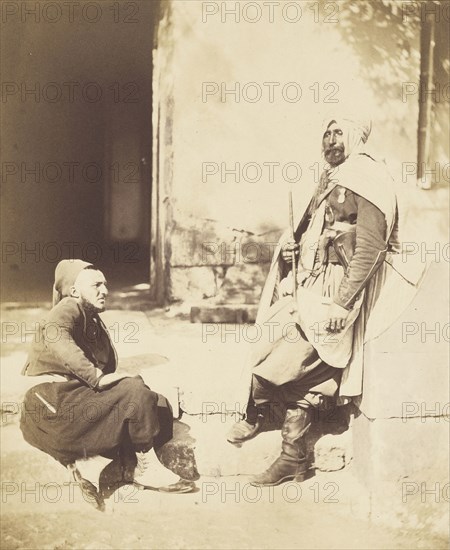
[{"x1": 322, "y1": 116, "x2": 372, "y2": 160}]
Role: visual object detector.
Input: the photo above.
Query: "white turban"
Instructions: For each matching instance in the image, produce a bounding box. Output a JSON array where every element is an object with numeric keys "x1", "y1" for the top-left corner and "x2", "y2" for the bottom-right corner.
[{"x1": 322, "y1": 116, "x2": 372, "y2": 159}]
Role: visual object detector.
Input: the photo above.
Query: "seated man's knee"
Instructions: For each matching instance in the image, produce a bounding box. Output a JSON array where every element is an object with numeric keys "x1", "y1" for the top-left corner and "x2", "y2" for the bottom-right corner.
[{"x1": 118, "y1": 376, "x2": 156, "y2": 400}]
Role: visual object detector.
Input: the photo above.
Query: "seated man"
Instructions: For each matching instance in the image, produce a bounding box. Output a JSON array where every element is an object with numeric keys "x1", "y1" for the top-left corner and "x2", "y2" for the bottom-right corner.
[
  {"x1": 228, "y1": 116, "x2": 399, "y2": 487},
  {"x1": 20, "y1": 259, "x2": 196, "y2": 507}
]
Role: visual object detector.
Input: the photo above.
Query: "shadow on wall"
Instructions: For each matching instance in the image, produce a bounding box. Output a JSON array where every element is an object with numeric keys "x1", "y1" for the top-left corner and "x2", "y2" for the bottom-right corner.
[{"x1": 336, "y1": 0, "x2": 449, "y2": 171}]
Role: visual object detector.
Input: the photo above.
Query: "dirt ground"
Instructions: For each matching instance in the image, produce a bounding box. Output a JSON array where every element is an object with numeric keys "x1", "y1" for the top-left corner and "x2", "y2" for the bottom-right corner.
[
  {"x1": 2, "y1": 458, "x2": 448, "y2": 550},
  {"x1": 1, "y1": 306, "x2": 448, "y2": 550},
  {"x1": 1, "y1": 479, "x2": 448, "y2": 550}
]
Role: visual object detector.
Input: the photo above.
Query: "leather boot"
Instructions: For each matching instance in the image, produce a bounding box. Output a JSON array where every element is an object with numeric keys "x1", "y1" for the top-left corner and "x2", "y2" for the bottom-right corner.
[
  {"x1": 67, "y1": 463, "x2": 105, "y2": 511},
  {"x1": 250, "y1": 406, "x2": 312, "y2": 487},
  {"x1": 226, "y1": 403, "x2": 267, "y2": 445}
]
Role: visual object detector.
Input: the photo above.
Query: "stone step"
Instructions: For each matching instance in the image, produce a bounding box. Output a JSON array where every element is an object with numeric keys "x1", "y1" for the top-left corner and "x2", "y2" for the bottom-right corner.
[
  {"x1": 190, "y1": 304, "x2": 258, "y2": 324},
  {"x1": 2, "y1": 407, "x2": 352, "y2": 483},
  {"x1": 158, "y1": 409, "x2": 351, "y2": 479}
]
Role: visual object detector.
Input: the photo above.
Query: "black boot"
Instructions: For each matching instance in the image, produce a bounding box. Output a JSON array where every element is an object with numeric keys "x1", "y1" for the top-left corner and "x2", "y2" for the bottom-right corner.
[
  {"x1": 68, "y1": 463, "x2": 105, "y2": 512},
  {"x1": 226, "y1": 402, "x2": 267, "y2": 445},
  {"x1": 249, "y1": 406, "x2": 312, "y2": 487}
]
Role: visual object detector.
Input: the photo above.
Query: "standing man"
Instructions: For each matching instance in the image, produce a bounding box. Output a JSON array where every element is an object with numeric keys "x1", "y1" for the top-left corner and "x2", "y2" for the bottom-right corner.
[
  {"x1": 227, "y1": 116, "x2": 399, "y2": 487},
  {"x1": 20, "y1": 259, "x2": 196, "y2": 508}
]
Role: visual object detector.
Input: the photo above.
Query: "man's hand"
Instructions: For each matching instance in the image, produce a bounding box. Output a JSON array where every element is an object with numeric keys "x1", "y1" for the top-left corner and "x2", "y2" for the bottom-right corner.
[
  {"x1": 326, "y1": 303, "x2": 350, "y2": 333},
  {"x1": 97, "y1": 372, "x2": 133, "y2": 389},
  {"x1": 281, "y1": 240, "x2": 299, "y2": 263}
]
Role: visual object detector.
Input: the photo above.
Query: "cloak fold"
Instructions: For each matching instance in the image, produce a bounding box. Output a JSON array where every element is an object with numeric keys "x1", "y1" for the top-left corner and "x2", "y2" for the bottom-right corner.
[{"x1": 235, "y1": 154, "x2": 426, "y2": 409}]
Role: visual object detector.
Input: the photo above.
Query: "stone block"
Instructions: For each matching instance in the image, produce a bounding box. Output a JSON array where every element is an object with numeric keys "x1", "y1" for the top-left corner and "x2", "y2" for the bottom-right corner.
[
  {"x1": 176, "y1": 350, "x2": 249, "y2": 416},
  {"x1": 170, "y1": 266, "x2": 218, "y2": 301},
  {"x1": 235, "y1": 231, "x2": 281, "y2": 264},
  {"x1": 149, "y1": 413, "x2": 280, "y2": 478},
  {"x1": 216, "y1": 263, "x2": 269, "y2": 304},
  {"x1": 360, "y1": 261, "x2": 449, "y2": 419},
  {"x1": 158, "y1": 404, "x2": 352, "y2": 478},
  {"x1": 351, "y1": 412, "x2": 449, "y2": 538},
  {"x1": 314, "y1": 432, "x2": 352, "y2": 472},
  {"x1": 179, "y1": 414, "x2": 281, "y2": 477},
  {"x1": 352, "y1": 413, "x2": 449, "y2": 485},
  {"x1": 190, "y1": 305, "x2": 258, "y2": 324},
  {"x1": 170, "y1": 218, "x2": 236, "y2": 267},
  {"x1": 156, "y1": 420, "x2": 200, "y2": 481}
]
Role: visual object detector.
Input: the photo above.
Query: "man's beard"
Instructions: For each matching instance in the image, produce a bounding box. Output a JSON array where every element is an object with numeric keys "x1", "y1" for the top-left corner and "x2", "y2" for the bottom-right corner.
[
  {"x1": 324, "y1": 147, "x2": 346, "y2": 166},
  {"x1": 80, "y1": 297, "x2": 105, "y2": 314}
]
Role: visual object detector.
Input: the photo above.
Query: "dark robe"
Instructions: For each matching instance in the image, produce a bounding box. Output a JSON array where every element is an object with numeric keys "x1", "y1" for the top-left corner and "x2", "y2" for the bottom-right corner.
[{"x1": 20, "y1": 297, "x2": 172, "y2": 465}]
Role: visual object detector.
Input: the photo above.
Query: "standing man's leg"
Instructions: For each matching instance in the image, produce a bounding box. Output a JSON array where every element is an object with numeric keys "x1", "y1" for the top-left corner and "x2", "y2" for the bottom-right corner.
[
  {"x1": 249, "y1": 365, "x2": 341, "y2": 486},
  {"x1": 249, "y1": 398, "x2": 313, "y2": 486},
  {"x1": 227, "y1": 375, "x2": 284, "y2": 444}
]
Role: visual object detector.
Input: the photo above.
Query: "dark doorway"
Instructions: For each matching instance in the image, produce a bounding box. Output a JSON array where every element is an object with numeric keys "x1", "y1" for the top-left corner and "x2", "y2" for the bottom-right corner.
[{"x1": 1, "y1": 1, "x2": 159, "y2": 302}]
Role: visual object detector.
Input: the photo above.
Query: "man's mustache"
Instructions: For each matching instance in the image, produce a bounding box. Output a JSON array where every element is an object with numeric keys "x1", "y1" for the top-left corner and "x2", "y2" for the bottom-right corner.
[{"x1": 324, "y1": 146, "x2": 345, "y2": 154}]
